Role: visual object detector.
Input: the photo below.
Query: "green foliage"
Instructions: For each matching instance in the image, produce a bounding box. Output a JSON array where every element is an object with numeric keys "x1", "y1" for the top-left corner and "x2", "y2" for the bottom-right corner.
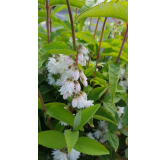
[
  {"x1": 90, "y1": 78, "x2": 107, "y2": 87},
  {"x1": 108, "y1": 62, "x2": 121, "y2": 106},
  {"x1": 38, "y1": 130, "x2": 66, "y2": 149},
  {"x1": 75, "y1": 3, "x2": 128, "y2": 22},
  {"x1": 74, "y1": 110, "x2": 82, "y2": 129},
  {"x1": 106, "y1": 132, "x2": 119, "y2": 151},
  {"x1": 64, "y1": 130, "x2": 79, "y2": 153},
  {"x1": 49, "y1": 0, "x2": 85, "y2": 8},
  {"x1": 47, "y1": 104, "x2": 75, "y2": 126},
  {"x1": 74, "y1": 104, "x2": 101, "y2": 131},
  {"x1": 74, "y1": 137, "x2": 110, "y2": 155},
  {"x1": 122, "y1": 106, "x2": 128, "y2": 126}
]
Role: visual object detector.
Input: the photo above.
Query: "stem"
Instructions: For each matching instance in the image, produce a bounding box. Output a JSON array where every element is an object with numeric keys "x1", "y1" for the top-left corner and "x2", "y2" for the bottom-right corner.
[
  {"x1": 92, "y1": 17, "x2": 107, "y2": 87},
  {"x1": 50, "y1": 7, "x2": 52, "y2": 33},
  {"x1": 115, "y1": 23, "x2": 128, "y2": 64},
  {"x1": 66, "y1": 0, "x2": 76, "y2": 51},
  {"x1": 87, "y1": 18, "x2": 100, "y2": 68},
  {"x1": 46, "y1": 0, "x2": 50, "y2": 43},
  {"x1": 38, "y1": 90, "x2": 53, "y2": 130}
]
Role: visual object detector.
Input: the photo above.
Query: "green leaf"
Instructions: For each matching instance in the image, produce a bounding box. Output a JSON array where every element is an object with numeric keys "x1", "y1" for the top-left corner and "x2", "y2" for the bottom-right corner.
[
  {"x1": 51, "y1": 5, "x2": 67, "y2": 15},
  {"x1": 38, "y1": 54, "x2": 49, "y2": 69},
  {"x1": 49, "y1": 0, "x2": 85, "y2": 8},
  {"x1": 45, "y1": 49, "x2": 76, "y2": 55},
  {"x1": 38, "y1": 102, "x2": 66, "y2": 110},
  {"x1": 54, "y1": 122, "x2": 65, "y2": 132},
  {"x1": 61, "y1": 31, "x2": 96, "y2": 44},
  {"x1": 95, "y1": 107, "x2": 118, "y2": 125},
  {"x1": 74, "y1": 137, "x2": 109, "y2": 155},
  {"x1": 93, "y1": 115, "x2": 117, "y2": 125},
  {"x1": 74, "y1": 104, "x2": 101, "y2": 131},
  {"x1": 106, "y1": 132, "x2": 119, "y2": 151},
  {"x1": 38, "y1": 98, "x2": 43, "y2": 110},
  {"x1": 65, "y1": 130, "x2": 79, "y2": 153},
  {"x1": 74, "y1": 110, "x2": 81, "y2": 129},
  {"x1": 88, "y1": 118, "x2": 94, "y2": 127},
  {"x1": 84, "y1": 67, "x2": 95, "y2": 77},
  {"x1": 102, "y1": 92, "x2": 116, "y2": 116},
  {"x1": 125, "y1": 137, "x2": 128, "y2": 145},
  {"x1": 108, "y1": 62, "x2": 121, "y2": 106},
  {"x1": 38, "y1": 0, "x2": 45, "y2": 5},
  {"x1": 100, "y1": 52, "x2": 128, "y2": 63},
  {"x1": 38, "y1": 130, "x2": 66, "y2": 149},
  {"x1": 83, "y1": 85, "x2": 93, "y2": 95},
  {"x1": 122, "y1": 106, "x2": 128, "y2": 126},
  {"x1": 75, "y1": 3, "x2": 128, "y2": 23},
  {"x1": 90, "y1": 78, "x2": 107, "y2": 87},
  {"x1": 47, "y1": 104, "x2": 75, "y2": 127},
  {"x1": 88, "y1": 87, "x2": 109, "y2": 102}
]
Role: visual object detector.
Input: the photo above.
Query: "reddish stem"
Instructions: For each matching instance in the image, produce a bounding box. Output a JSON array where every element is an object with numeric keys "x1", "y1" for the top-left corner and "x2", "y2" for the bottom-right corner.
[
  {"x1": 115, "y1": 23, "x2": 128, "y2": 64},
  {"x1": 66, "y1": 0, "x2": 76, "y2": 51},
  {"x1": 92, "y1": 17, "x2": 107, "y2": 87},
  {"x1": 87, "y1": 18, "x2": 100, "y2": 68},
  {"x1": 46, "y1": 0, "x2": 50, "y2": 43},
  {"x1": 38, "y1": 90, "x2": 53, "y2": 130}
]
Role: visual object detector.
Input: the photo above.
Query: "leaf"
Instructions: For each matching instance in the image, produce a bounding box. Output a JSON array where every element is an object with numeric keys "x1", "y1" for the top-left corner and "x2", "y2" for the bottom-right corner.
[
  {"x1": 61, "y1": 31, "x2": 96, "y2": 44},
  {"x1": 74, "y1": 110, "x2": 81, "y2": 129},
  {"x1": 88, "y1": 87, "x2": 109, "y2": 102},
  {"x1": 75, "y1": 3, "x2": 128, "y2": 23},
  {"x1": 88, "y1": 118, "x2": 94, "y2": 127},
  {"x1": 38, "y1": 54, "x2": 49, "y2": 69},
  {"x1": 100, "y1": 52, "x2": 128, "y2": 63},
  {"x1": 39, "y1": 85, "x2": 51, "y2": 94},
  {"x1": 102, "y1": 92, "x2": 116, "y2": 116},
  {"x1": 93, "y1": 115, "x2": 117, "y2": 125},
  {"x1": 74, "y1": 137, "x2": 109, "y2": 155},
  {"x1": 54, "y1": 122, "x2": 65, "y2": 132},
  {"x1": 90, "y1": 78, "x2": 107, "y2": 87},
  {"x1": 49, "y1": 0, "x2": 85, "y2": 8},
  {"x1": 47, "y1": 104, "x2": 75, "y2": 127},
  {"x1": 83, "y1": 85, "x2": 93, "y2": 95},
  {"x1": 74, "y1": 104, "x2": 101, "y2": 131},
  {"x1": 125, "y1": 137, "x2": 128, "y2": 145},
  {"x1": 38, "y1": 98, "x2": 43, "y2": 110},
  {"x1": 95, "y1": 107, "x2": 118, "y2": 125},
  {"x1": 38, "y1": 0, "x2": 45, "y2": 5},
  {"x1": 106, "y1": 132, "x2": 119, "y2": 151},
  {"x1": 44, "y1": 49, "x2": 76, "y2": 55},
  {"x1": 38, "y1": 102, "x2": 66, "y2": 110},
  {"x1": 65, "y1": 130, "x2": 79, "y2": 153},
  {"x1": 51, "y1": 5, "x2": 67, "y2": 15},
  {"x1": 122, "y1": 106, "x2": 128, "y2": 126},
  {"x1": 108, "y1": 62, "x2": 121, "y2": 106},
  {"x1": 38, "y1": 130, "x2": 66, "y2": 149},
  {"x1": 84, "y1": 67, "x2": 95, "y2": 77}
]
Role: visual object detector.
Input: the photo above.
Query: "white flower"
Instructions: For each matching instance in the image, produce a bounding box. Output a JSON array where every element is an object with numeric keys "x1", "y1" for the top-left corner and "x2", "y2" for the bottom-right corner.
[
  {"x1": 83, "y1": 100, "x2": 94, "y2": 108},
  {"x1": 59, "y1": 121, "x2": 67, "y2": 126},
  {"x1": 71, "y1": 67, "x2": 79, "y2": 80},
  {"x1": 117, "y1": 122, "x2": 123, "y2": 130},
  {"x1": 75, "y1": 81, "x2": 81, "y2": 92},
  {"x1": 119, "y1": 68, "x2": 126, "y2": 78},
  {"x1": 52, "y1": 149, "x2": 68, "y2": 160},
  {"x1": 79, "y1": 59, "x2": 86, "y2": 66},
  {"x1": 68, "y1": 149, "x2": 80, "y2": 160},
  {"x1": 65, "y1": 55, "x2": 74, "y2": 66},
  {"x1": 116, "y1": 106, "x2": 125, "y2": 118},
  {"x1": 93, "y1": 129, "x2": 103, "y2": 139},
  {"x1": 78, "y1": 53, "x2": 84, "y2": 61},
  {"x1": 87, "y1": 132, "x2": 95, "y2": 140},
  {"x1": 80, "y1": 77, "x2": 88, "y2": 87},
  {"x1": 78, "y1": 44, "x2": 88, "y2": 55},
  {"x1": 99, "y1": 134, "x2": 107, "y2": 143},
  {"x1": 47, "y1": 57, "x2": 57, "y2": 74},
  {"x1": 52, "y1": 148, "x2": 80, "y2": 160},
  {"x1": 47, "y1": 73, "x2": 56, "y2": 85},
  {"x1": 72, "y1": 97, "x2": 78, "y2": 108}
]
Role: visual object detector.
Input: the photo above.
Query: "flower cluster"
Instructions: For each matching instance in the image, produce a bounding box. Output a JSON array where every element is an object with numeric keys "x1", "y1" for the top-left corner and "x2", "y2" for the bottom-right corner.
[
  {"x1": 52, "y1": 148, "x2": 80, "y2": 160},
  {"x1": 46, "y1": 44, "x2": 94, "y2": 109},
  {"x1": 87, "y1": 121, "x2": 108, "y2": 143}
]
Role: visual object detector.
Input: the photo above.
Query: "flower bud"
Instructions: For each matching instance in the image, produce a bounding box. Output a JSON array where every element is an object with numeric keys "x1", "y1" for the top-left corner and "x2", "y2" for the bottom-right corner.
[
  {"x1": 72, "y1": 67, "x2": 79, "y2": 80},
  {"x1": 75, "y1": 81, "x2": 81, "y2": 92},
  {"x1": 78, "y1": 53, "x2": 84, "y2": 61}
]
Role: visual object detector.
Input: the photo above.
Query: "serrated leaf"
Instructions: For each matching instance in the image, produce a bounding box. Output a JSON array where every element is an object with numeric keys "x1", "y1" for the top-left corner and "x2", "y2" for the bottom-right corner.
[
  {"x1": 74, "y1": 137, "x2": 109, "y2": 155},
  {"x1": 65, "y1": 130, "x2": 79, "y2": 153},
  {"x1": 75, "y1": 3, "x2": 128, "y2": 22},
  {"x1": 38, "y1": 130, "x2": 66, "y2": 149},
  {"x1": 106, "y1": 132, "x2": 119, "y2": 151},
  {"x1": 74, "y1": 110, "x2": 81, "y2": 129},
  {"x1": 90, "y1": 78, "x2": 107, "y2": 87},
  {"x1": 108, "y1": 62, "x2": 121, "y2": 106},
  {"x1": 74, "y1": 104, "x2": 100, "y2": 131},
  {"x1": 88, "y1": 87, "x2": 109, "y2": 102},
  {"x1": 93, "y1": 115, "x2": 117, "y2": 125},
  {"x1": 47, "y1": 104, "x2": 75, "y2": 127},
  {"x1": 49, "y1": 0, "x2": 85, "y2": 8},
  {"x1": 95, "y1": 107, "x2": 117, "y2": 125}
]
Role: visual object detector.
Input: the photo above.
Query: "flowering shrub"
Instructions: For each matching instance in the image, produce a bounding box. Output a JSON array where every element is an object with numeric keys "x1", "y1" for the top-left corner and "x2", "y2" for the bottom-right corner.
[{"x1": 38, "y1": 0, "x2": 128, "y2": 159}]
